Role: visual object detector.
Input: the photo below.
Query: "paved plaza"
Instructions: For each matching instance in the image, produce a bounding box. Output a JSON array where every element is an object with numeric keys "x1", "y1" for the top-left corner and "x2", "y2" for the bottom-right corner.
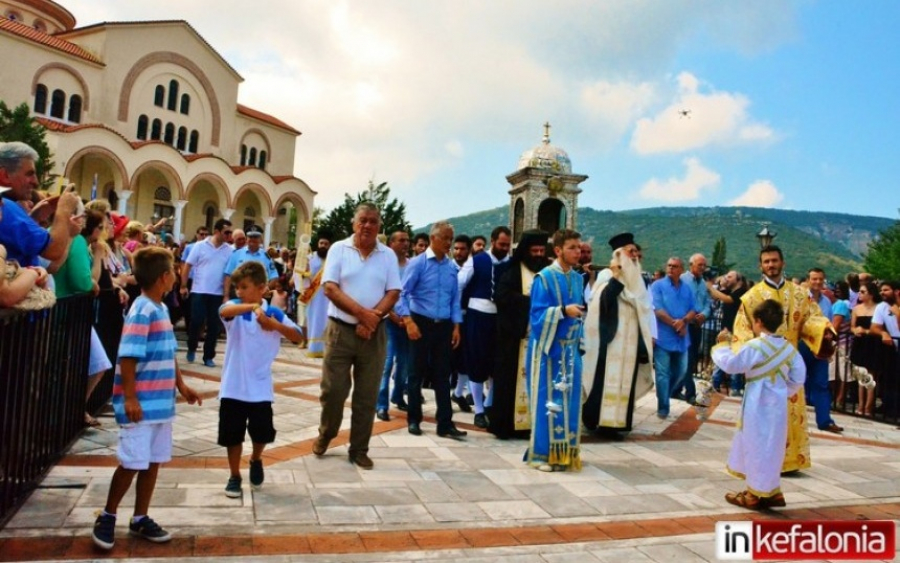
[{"x1": 2, "y1": 337, "x2": 900, "y2": 562}]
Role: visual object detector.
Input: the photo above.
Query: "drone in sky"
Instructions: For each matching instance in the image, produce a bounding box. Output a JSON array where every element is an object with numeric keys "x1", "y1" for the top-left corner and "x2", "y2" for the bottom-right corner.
[{"x1": 679, "y1": 109, "x2": 692, "y2": 119}]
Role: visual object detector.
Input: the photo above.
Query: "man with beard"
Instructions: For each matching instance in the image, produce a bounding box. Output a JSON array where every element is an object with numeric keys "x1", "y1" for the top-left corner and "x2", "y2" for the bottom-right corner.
[
  {"x1": 471, "y1": 235, "x2": 486, "y2": 255},
  {"x1": 871, "y1": 280, "x2": 900, "y2": 418},
  {"x1": 458, "y1": 226, "x2": 512, "y2": 428},
  {"x1": 489, "y1": 230, "x2": 550, "y2": 439},
  {"x1": 300, "y1": 229, "x2": 333, "y2": 358},
  {"x1": 581, "y1": 233, "x2": 655, "y2": 439},
  {"x1": 450, "y1": 235, "x2": 473, "y2": 411},
  {"x1": 708, "y1": 270, "x2": 749, "y2": 395},
  {"x1": 730, "y1": 245, "x2": 834, "y2": 474}
]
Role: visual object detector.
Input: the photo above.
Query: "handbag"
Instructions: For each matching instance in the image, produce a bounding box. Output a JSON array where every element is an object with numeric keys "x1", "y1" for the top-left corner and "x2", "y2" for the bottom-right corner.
[{"x1": 4, "y1": 259, "x2": 57, "y2": 311}]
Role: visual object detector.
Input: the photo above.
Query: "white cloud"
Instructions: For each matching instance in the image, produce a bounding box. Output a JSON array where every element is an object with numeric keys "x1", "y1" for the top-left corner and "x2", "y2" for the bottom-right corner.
[
  {"x1": 639, "y1": 157, "x2": 720, "y2": 202},
  {"x1": 630, "y1": 72, "x2": 774, "y2": 155},
  {"x1": 444, "y1": 140, "x2": 464, "y2": 158},
  {"x1": 579, "y1": 80, "x2": 657, "y2": 143},
  {"x1": 729, "y1": 180, "x2": 784, "y2": 207}
]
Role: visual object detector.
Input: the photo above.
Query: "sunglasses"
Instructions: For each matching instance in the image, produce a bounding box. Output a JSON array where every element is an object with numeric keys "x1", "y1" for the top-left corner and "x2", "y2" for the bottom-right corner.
[{"x1": 224, "y1": 230, "x2": 233, "y2": 235}]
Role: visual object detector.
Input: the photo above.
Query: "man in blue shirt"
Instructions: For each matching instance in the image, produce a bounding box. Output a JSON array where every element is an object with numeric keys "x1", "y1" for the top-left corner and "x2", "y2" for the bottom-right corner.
[
  {"x1": 679, "y1": 253, "x2": 712, "y2": 402},
  {"x1": 651, "y1": 257, "x2": 697, "y2": 418},
  {"x1": 399, "y1": 221, "x2": 466, "y2": 439},
  {"x1": 223, "y1": 225, "x2": 278, "y2": 299},
  {"x1": 0, "y1": 141, "x2": 81, "y2": 267},
  {"x1": 800, "y1": 268, "x2": 842, "y2": 433}
]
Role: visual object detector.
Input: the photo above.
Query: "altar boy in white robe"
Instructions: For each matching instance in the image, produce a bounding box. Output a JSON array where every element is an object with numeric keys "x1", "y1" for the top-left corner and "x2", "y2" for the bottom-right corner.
[{"x1": 712, "y1": 299, "x2": 806, "y2": 510}]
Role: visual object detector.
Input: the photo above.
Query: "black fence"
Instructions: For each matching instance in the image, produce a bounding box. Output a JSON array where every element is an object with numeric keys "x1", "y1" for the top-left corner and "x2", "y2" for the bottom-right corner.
[
  {"x1": 831, "y1": 335, "x2": 900, "y2": 424},
  {"x1": 0, "y1": 294, "x2": 93, "y2": 526}
]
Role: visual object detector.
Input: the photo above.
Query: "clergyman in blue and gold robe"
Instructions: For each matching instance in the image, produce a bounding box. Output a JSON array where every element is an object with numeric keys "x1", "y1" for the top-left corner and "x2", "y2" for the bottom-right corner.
[{"x1": 525, "y1": 229, "x2": 585, "y2": 472}]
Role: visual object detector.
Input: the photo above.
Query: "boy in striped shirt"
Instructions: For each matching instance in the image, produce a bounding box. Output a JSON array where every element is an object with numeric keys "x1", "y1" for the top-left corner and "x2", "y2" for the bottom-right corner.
[{"x1": 92, "y1": 247, "x2": 202, "y2": 551}]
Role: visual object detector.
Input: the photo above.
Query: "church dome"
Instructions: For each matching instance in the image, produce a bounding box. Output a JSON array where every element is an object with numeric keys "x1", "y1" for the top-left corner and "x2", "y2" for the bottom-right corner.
[{"x1": 516, "y1": 123, "x2": 572, "y2": 174}]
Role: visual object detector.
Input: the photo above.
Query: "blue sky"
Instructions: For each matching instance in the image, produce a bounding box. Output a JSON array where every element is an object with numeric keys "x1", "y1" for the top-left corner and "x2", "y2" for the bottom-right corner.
[{"x1": 64, "y1": 1, "x2": 900, "y2": 224}]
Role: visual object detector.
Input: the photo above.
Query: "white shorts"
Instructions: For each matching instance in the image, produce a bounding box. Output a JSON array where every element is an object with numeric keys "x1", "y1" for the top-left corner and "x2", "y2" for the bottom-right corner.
[
  {"x1": 117, "y1": 421, "x2": 173, "y2": 470},
  {"x1": 89, "y1": 327, "x2": 112, "y2": 376}
]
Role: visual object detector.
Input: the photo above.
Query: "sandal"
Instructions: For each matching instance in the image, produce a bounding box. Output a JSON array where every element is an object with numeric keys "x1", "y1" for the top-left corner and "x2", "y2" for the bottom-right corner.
[
  {"x1": 725, "y1": 490, "x2": 761, "y2": 510},
  {"x1": 762, "y1": 493, "x2": 786, "y2": 508}
]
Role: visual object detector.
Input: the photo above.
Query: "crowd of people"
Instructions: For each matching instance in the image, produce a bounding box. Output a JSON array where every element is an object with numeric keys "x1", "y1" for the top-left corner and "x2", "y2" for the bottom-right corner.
[{"x1": 3, "y1": 139, "x2": 900, "y2": 550}]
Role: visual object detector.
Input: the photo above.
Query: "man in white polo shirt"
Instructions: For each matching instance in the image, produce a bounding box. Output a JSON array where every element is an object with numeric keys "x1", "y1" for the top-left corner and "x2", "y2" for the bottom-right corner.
[
  {"x1": 312, "y1": 203, "x2": 401, "y2": 470},
  {"x1": 181, "y1": 218, "x2": 233, "y2": 367}
]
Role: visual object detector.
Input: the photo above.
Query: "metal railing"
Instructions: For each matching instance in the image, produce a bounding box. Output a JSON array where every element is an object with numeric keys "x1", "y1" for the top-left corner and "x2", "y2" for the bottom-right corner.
[
  {"x1": 832, "y1": 334, "x2": 900, "y2": 424},
  {"x1": 0, "y1": 294, "x2": 93, "y2": 527}
]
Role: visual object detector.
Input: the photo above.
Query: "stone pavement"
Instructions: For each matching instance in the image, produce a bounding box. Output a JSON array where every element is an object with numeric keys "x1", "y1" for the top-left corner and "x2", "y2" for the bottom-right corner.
[{"x1": 2, "y1": 336, "x2": 900, "y2": 562}]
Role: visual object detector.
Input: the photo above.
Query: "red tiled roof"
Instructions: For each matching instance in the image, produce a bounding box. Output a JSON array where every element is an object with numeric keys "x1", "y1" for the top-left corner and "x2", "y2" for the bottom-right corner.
[
  {"x1": 237, "y1": 104, "x2": 301, "y2": 135},
  {"x1": 0, "y1": 17, "x2": 103, "y2": 65},
  {"x1": 34, "y1": 117, "x2": 129, "y2": 144}
]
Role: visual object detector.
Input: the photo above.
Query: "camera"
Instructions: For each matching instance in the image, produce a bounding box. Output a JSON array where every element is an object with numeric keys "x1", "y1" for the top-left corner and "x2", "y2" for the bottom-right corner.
[{"x1": 703, "y1": 267, "x2": 719, "y2": 281}]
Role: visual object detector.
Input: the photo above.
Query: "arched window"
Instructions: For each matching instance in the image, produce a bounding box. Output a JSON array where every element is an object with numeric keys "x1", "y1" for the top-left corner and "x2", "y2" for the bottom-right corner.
[
  {"x1": 176, "y1": 127, "x2": 187, "y2": 151},
  {"x1": 167, "y1": 79, "x2": 179, "y2": 111},
  {"x1": 34, "y1": 84, "x2": 48, "y2": 114},
  {"x1": 67, "y1": 94, "x2": 82, "y2": 123},
  {"x1": 240, "y1": 144, "x2": 247, "y2": 166},
  {"x1": 243, "y1": 206, "x2": 257, "y2": 232},
  {"x1": 203, "y1": 203, "x2": 218, "y2": 231},
  {"x1": 33, "y1": 19, "x2": 47, "y2": 33},
  {"x1": 248, "y1": 147, "x2": 257, "y2": 167},
  {"x1": 189, "y1": 130, "x2": 199, "y2": 153},
  {"x1": 164, "y1": 123, "x2": 175, "y2": 145},
  {"x1": 137, "y1": 115, "x2": 149, "y2": 140},
  {"x1": 180, "y1": 93, "x2": 190, "y2": 115},
  {"x1": 50, "y1": 89, "x2": 65, "y2": 119},
  {"x1": 151, "y1": 118, "x2": 162, "y2": 140},
  {"x1": 258, "y1": 150, "x2": 267, "y2": 170},
  {"x1": 154, "y1": 85, "x2": 165, "y2": 107},
  {"x1": 153, "y1": 186, "x2": 174, "y2": 222}
]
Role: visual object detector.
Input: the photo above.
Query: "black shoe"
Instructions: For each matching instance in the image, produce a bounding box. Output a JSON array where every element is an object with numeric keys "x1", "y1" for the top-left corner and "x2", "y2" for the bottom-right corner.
[
  {"x1": 312, "y1": 435, "x2": 330, "y2": 456},
  {"x1": 466, "y1": 394, "x2": 474, "y2": 406},
  {"x1": 128, "y1": 516, "x2": 172, "y2": 543},
  {"x1": 452, "y1": 394, "x2": 472, "y2": 413},
  {"x1": 92, "y1": 513, "x2": 116, "y2": 550},
  {"x1": 473, "y1": 413, "x2": 488, "y2": 428},
  {"x1": 408, "y1": 422, "x2": 422, "y2": 435},
  {"x1": 349, "y1": 453, "x2": 374, "y2": 470},
  {"x1": 393, "y1": 401, "x2": 408, "y2": 412},
  {"x1": 438, "y1": 426, "x2": 467, "y2": 440},
  {"x1": 376, "y1": 409, "x2": 390, "y2": 421},
  {"x1": 249, "y1": 458, "x2": 264, "y2": 488}
]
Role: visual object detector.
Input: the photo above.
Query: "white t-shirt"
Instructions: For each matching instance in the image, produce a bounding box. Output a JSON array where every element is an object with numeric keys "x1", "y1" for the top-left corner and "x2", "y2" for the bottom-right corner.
[
  {"x1": 185, "y1": 238, "x2": 233, "y2": 295},
  {"x1": 218, "y1": 300, "x2": 302, "y2": 402},
  {"x1": 872, "y1": 302, "x2": 900, "y2": 338},
  {"x1": 322, "y1": 237, "x2": 402, "y2": 324}
]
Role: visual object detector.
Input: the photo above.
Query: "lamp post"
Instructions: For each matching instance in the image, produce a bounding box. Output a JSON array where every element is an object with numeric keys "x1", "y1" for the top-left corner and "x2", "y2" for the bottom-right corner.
[{"x1": 756, "y1": 223, "x2": 776, "y2": 248}]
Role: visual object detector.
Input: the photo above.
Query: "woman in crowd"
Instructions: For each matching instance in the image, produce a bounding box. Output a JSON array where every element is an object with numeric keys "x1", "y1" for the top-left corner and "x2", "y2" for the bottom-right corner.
[
  {"x1": 54, "y1": 209, "x2": 113, "y2": 427},
  {"x1": 850, "y1": 281, "x2": 884, "y2": 416},
  {"x1": 831, "y1": 281, "x2": 853, "y2": 409}
]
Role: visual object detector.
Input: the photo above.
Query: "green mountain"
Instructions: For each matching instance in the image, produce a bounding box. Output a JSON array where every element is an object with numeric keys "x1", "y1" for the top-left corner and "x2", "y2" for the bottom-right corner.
[{"x1": 422, "y1": 206, "x2": 897, "y2": 279}]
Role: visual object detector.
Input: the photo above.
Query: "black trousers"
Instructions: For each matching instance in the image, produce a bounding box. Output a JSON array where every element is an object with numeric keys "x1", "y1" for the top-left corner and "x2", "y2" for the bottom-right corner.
[
  {"x1": 407, "y1": 313, "x2": 454, "y2": 432},
  {"x1": 188, "y1": 293, "x2": 222, "y2": 361}
]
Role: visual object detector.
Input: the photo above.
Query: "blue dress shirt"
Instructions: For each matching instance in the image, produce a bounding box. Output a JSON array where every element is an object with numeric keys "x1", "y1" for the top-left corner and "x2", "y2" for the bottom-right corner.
[
  {"x1": 398, "y1": 247, "x2": 462, "y2": 323},
  {"x1": 651, "y1": 276, "x2": 697, "y2": 352}
]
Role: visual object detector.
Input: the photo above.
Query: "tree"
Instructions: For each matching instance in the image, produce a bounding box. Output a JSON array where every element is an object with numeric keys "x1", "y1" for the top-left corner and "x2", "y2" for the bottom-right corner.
[
  {"x1": 863, "y1": 213, "x2": 900, "y2": 280},
  {"x1": 316, "y1": 180, "x2": 412, "y2": 241},
  {"x1": 710, "y1": 237, "x2": 735, "y2": 276},
  {"x1": 0, "y1": 101, "x2": 55, "y2": 187}
]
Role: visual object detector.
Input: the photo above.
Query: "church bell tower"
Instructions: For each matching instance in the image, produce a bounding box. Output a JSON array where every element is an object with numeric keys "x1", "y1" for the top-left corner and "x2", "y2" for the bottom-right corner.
[{"x1": 506, "y1": 123, "x2": 587, "y2": 243}]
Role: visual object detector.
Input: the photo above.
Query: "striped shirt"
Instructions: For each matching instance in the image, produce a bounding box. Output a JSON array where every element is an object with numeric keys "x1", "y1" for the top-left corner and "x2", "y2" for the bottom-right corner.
[{"x1": 112, "y1": 295, "x2": 178, "y2": 424}]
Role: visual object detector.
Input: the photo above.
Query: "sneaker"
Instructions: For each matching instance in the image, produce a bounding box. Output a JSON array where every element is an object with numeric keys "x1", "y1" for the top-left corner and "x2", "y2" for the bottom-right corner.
[
  {"x1": 128, "y1": 516, "x2": 172, "y2": 543},
  {"x1": 203, "y1": 359, "x2": 216, "y2": 368},
  {"x1": 92, "y1": 513, "x2": 116, "y2": 550},
  {"x1": 249, "y1": 459, "x2": 264, "y2": 489},
  {"x1": 225, "y1": 476, "x2": 242, "y2": 498},
  {"x1": 186, "y1": 350, "x2": 196, "y2": 363}
]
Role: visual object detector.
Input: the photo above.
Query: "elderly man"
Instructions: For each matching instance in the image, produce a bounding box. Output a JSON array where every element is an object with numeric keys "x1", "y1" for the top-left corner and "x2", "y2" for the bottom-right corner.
[
  {"x1": 230, "y1": 228, "x2": 247, "y2": 251},
  {"x1": 678, "y1": 253, "x2": 711, "y2": 403},
  {"x1": 223, "y1": 225, "x2": 278, "y2": 299},
  {"x1": 651, "y1": 257, "x2": 697, "y2": 419},
  {"x1": 301, "y1": 229, "x2": 333, "y2": 358},
  {"x1": 399, "y1": 221, "x2": 466, "y2": 439},
  {"x1": 582, "y1": 232, "x2": 655, "y2": 439},
  {"x1": 731, "y1": 245, "x2": 834, "y2": 474},
  {"x1": 181, "y1": 218, "x2": 233, "y2": 367},
  {"x1": 0, "y1": 141, "x2": 81, "y2": 266},
  {"x1": 490, "y1": 229, "x2": 550, "y2": 439},
  {"x1": 312, "y1": 204, "x2": 401, "y2": 469}
]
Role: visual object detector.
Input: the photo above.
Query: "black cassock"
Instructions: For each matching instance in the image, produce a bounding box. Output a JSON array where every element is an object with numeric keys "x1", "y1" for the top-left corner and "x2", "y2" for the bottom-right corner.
[{"x1": 488, "y1": 260, "x2": 531, "y2": 439}]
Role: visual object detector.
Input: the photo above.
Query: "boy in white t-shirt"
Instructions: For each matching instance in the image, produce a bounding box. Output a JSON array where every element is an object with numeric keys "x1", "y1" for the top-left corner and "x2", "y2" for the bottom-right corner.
[{"x1": 218, "y1": 261, "x2": 303, "y2": 498}]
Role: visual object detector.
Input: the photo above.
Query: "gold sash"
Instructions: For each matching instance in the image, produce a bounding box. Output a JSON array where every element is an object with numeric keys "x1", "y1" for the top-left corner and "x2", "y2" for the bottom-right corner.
[{"x1": 299, "y1": 261, "x2": 325, "y2": 305}]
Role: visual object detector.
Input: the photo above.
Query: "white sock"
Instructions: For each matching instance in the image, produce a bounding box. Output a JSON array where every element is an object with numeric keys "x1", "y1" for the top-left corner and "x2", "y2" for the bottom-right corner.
[
  {"x1": 470, "y1": 382, "x2": 485, "y2": 414},
  {"x1": 454, "y1": 374, "x2": 470, "y2": 397}
]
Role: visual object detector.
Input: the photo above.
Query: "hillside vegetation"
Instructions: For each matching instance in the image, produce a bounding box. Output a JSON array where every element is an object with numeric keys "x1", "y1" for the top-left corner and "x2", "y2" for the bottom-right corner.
[{"x1": 422, "y1": 206, "x2": 896, "y2": 279}]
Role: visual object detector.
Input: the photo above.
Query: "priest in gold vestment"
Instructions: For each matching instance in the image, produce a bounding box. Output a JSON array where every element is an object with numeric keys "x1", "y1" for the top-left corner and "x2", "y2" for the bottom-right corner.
[{"x1": 731, "y1": 245, "x2": 834, "y2": 473}]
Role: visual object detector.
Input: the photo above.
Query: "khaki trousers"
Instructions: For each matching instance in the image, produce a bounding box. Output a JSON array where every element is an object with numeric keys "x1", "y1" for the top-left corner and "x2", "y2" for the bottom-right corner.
[{"x1": 318, "y1": 319, "x2": 387, "y2": 456}]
